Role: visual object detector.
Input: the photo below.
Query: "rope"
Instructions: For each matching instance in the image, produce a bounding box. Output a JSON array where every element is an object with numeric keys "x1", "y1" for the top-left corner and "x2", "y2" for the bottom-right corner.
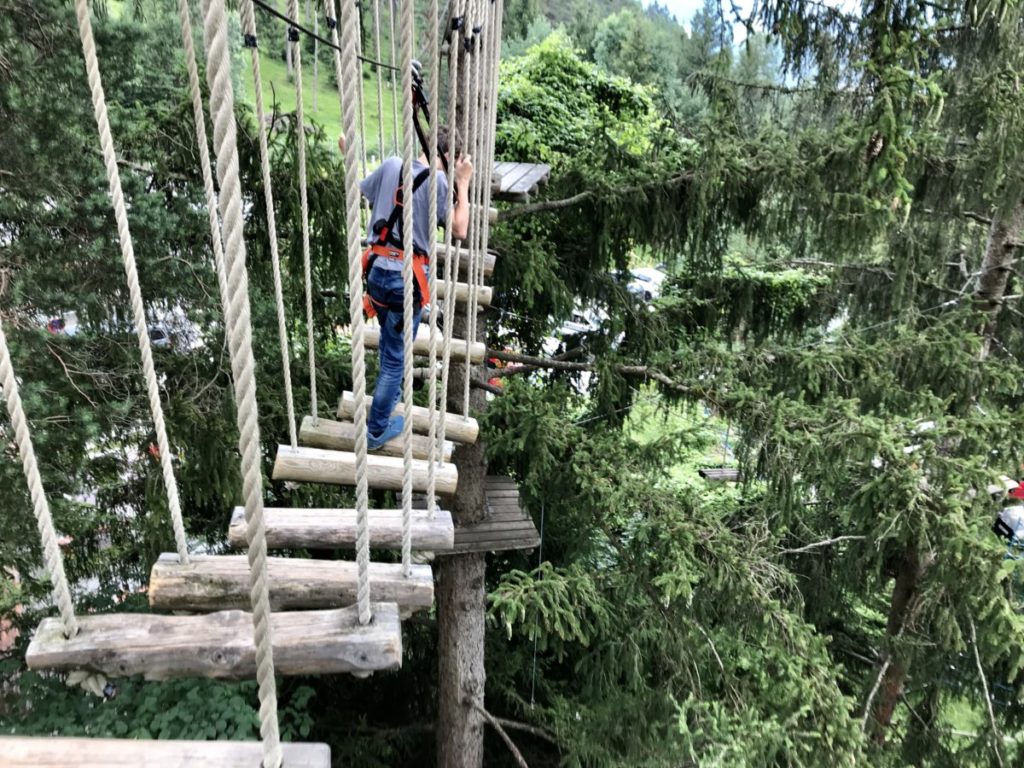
[
  {"x1": 175, "y1": 0, "x2": 229, "y2": 319},
  {"x1": 424, "y1": 0, "x2": 441, "y2": 512},
  {"x1": 399, "y1": 0, "x2": 416, "y2": 576},
  {"x1": 0, "y1": 319, "x2": 78, "y2": 639},
  {"x1": 311, "y1": 0, "x2": 319, "y2": 113},
  {"x1": 200, "y1": 1, "x2": 282, "y2": 763},
  {"x1": 239, "y1": 0, "x2": 299, "y2": 448},
  {"x1": 356, "y1": 3, "x2": 369, "y2": 177},
  {"x1": 436, "y1": 0, "x2": 463, "y2": 464},
  {"x1": 332, "y1": 0, "x2": 375, "y2": 625},
  {"x1": 371, "y1": 0, "x2": 387, "y2": 161},
  {"x1": 388, "y1": 0, "x2": 400, "y2": 153},
  {"x1": 462, "y1": 0, "x2": 481, "y2": 418},
  {"x1": 73, "y1": 0, "x2": 189, "y2": 566},
  {"x1": 288, "y1": 0, "x2": 320, "y2": 427}
]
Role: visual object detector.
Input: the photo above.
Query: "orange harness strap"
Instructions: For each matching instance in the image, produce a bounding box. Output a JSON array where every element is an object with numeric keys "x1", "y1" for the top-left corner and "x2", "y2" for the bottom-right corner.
[{"x1": 362, "y1": 244, "x2": 430, "y2": 319}]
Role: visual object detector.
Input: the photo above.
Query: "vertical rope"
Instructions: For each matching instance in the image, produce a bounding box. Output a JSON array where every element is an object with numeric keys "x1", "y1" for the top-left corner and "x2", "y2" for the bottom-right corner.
[
  {"x1": 480, "y1": 0, "x2": 502, "y2": 260},
  {"x1": 388, "y1": 0, "x2": 400, "y2": 153},
  {"x1": 239, "y1": 0, "x2": 299, "y2": 448},
  {"x1": 74, "y1": 0, "x2": 189, "y2": 566},
  {"x1": 371, "y1": 0, "x2": 386, "y2": 162},
  {"x1": 461, "y1": 0, "x2": 482, "y2": 418},
  {"x1": 436, "y1": 0, "x2": 463, "y2": 463},
  {"x1": 331, "y1": 0, "x2": 374, "y2": 625},
  {"x1": 288, "y1": 0, "x2": 320, "y2": 426},
  {"x1": 175, "y1": 0, "x2": 229, "y2": 318},
  {"x1": 398, "y1": 0, "x2": 416, "y2": 576},
  {"x1": 424, "y1": 0, "x2": 441, "y2": 512},
  {"x1": 0, "y1": 320, "x2": 78, "y2": 639},
  {"x1": 200, "y1": 1, "x2": 282, "y2": 764},
  {"x1": 312, "y1": 0, "x2": 319, "y2": 113},
  {"x1": 355, "y1": 1, "x2": 369, "y2": 176}
]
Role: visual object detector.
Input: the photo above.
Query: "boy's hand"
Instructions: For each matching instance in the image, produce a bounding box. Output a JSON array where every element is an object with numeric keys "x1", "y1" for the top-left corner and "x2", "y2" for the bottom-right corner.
[
  {"x1": 455, "y1": 154, "x2": 474, "y2": 184},
  {"x1": 337, "y1": 134, "x2": 346, "y2": 153}
]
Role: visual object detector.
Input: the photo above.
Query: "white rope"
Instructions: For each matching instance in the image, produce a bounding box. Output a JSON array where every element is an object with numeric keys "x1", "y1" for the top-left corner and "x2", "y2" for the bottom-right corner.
[
  {"x1": 399, "y1": 0, "x2": 416, "y2": 576},
  {"x1": 0, "y1": 319, "x2": 78, "y2": 639},
  {"x1": 461, "y1": 0, "x2": 481, "y2": 418},
  {"x1": 200, "y1": 1, "x2": 282, "y2": 763},
  {"x1": 239, "y1": 0, "x2": 299, "y2": 448},
  {"x1": 331, "y1": 0, "x2": 375, "y2": 625},
  {"x1": 436, "y1": 0, "x2": 463, "y2": 463},
  {"x1": 371, "y1": 0, "x2": 387, "y2": 161},
  {"x1": 388, "y1": 0, "x2": 400, "y2": 153},
  {"x1": 311, "y1": 0, "x2": 319, "y2": 113},
  {"x1": 424, "y1": 0, "x2": 441, "y2": 511},
  {"x1": 356, "y1": 3, "x2": 369, "y2": 177},
  {"x1": 287, "y1": 0, "x2": 320, "y2": 427},
  {"x1": 74, "y1": 0, "x2": 189, "y2": 566},
  {"x1": 175, "y1": 0, "x2": 229, "y2": 319}
]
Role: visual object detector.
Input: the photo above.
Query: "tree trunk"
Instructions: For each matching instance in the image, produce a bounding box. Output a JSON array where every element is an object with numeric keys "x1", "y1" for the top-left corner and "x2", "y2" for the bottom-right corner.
[{"x1": 868, "y1": 198, "x2": 1024, "y2": 742}]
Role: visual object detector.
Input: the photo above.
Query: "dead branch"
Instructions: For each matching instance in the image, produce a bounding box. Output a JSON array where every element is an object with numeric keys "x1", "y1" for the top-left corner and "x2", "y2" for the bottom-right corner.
[
  {"x1": 780, "y1": 535, "x2": 866, "y2": 555},
  {"x1": 469, "y1": 700, "x2": 530, "y2": 768}
]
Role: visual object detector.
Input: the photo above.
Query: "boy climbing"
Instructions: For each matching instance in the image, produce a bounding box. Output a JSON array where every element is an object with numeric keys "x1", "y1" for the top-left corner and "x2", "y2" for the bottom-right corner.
[{"x1": 338, "y1": 127, "x2": 473, "y2": 450}]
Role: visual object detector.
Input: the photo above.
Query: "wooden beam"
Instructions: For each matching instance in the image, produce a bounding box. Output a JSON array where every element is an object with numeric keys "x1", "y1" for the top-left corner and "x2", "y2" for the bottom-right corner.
[
  {"x1": 337, "y1": 391, "x2": 479, "y2": 444},
  {"x1": 1, "y1": 737, "x2": 330, "y2": 768},
  {"x1": 27, "y1": 603, "x2": 403, "y2": 680},
  {"x1": 299, "y1": 415, "x2": 453, "y2": 461},
  {"x1": 436, "y1": 242, "x2": 496, "y2": 278},
  {"x1": 148, "y1": 554, "x2": 435, "y2": 615},
  {"x1": 227, "y1": 507, "x2": 455, "y2": 551},
  {"x1": 360, "y1": 326, "x2": 485, "y2": 364},
  {"x1": 272, "y1": 445, "x2": 459, "y2": 494},
  {"x1": 437, "y1": 280, "x2": 492, "y2": 307}
]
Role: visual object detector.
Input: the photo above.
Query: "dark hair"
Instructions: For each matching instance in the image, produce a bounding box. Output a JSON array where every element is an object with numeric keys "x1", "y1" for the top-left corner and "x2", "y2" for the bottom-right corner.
[{"x1": 437, "y1": 126, "x2": 461, "y2": 159}]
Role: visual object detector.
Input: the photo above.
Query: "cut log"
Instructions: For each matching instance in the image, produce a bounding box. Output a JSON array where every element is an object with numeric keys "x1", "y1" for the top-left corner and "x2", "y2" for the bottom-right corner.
[
  {"x1": 436, "y1": 280, "x2": 492, "y2": 307},
  {"x1": 359, "y1": 325, "x2": 485, "y2": 364},
  {"x1": 337, "y1": 391, "x2": 479, "y2": 444},
  {"x1": 1, "y1": 737, "x2": 330, "y2": 768},
  {"x1": 148, "y1": 554, "x2": 434, "y2": 615},
  {"x1": 272, "y1": 444, "x2": 459, "y2": 494},
  {"x1": 27, "y1": 603, "x2": 402, "y2": 680},
  {"x1": 299, "y1": 415, "x2": 453, "y2": 461},
  {"x1": 228, "y1": 506, "x2": 455, "y2": 551}
]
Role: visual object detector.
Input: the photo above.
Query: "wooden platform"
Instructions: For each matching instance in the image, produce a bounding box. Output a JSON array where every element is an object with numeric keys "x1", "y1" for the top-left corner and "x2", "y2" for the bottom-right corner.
[
  {"x1": 148, "y1": 554, "x2": 434, "y2": 615},
  {"x1": 272, "y1": 445, "x2": 459, "y2": 494},
  {"x1": 492, "y1": 161, "x2": 551, "y2": 203},
  {"x1": 228, "y1": 507, "x2": 455, "y2": 551},
  {"x1": 27, "y1": 603, "x2": 402, "y2": 680},
  {"x1": 1, "y1": 737, "x2": 330, "y2": 767},
  {"x1": 299, "y1": 415, "x2": 453, "y2": 461},
  {"x1": 359, "y1": 325, "x2": 486, "y2": 364},
  {"x1": 445, "y1": 476, "x2": 541, "y2": 555},
  {"x1": 698, "y1": 467, "x2": 741, "y2": 482},
  {"x1": 337, "y1": 391, "x2": 479, "y2": 444}
]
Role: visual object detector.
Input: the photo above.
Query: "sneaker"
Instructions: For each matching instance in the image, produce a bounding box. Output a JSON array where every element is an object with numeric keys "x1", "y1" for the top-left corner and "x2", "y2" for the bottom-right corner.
[{"x1": 367, "y1": 415, "x2": 405, "y2": 451}]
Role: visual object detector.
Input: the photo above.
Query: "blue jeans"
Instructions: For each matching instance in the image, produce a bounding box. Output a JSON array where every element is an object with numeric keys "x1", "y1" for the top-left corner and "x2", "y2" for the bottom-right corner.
[{"x1": 367, "y1": 265, "x2": 422, "y2": 437}]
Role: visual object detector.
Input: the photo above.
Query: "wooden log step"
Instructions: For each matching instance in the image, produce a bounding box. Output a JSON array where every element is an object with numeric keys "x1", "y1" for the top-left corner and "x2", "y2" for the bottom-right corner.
[
  {"x1": 149, "y1": 553, "x2": 433, "y2": 614},
  {"x1": 337, "y1": 391, "x2": 479, "y2": 444},
  {"x1": 27, "y1": 603, "x2": 402, "y2": 680},
  {"x1": 436, "y1": 280, "x2": 493, "y2": 307},
  {"x1": 228, "y1": 507, "x2": 455, "y2": 551},
  {"x1": 2, "y1": 737, "x2": 330, "y2": 768},
  {"x1": 272, "y1": 445, "x2": 458, "y2": 494},
  {"x1": 299, "y1": 415, "x2": 453, "y2": 461},
  {"x1": 360, "y1": 325, "x2": 485, "y2": 364}
]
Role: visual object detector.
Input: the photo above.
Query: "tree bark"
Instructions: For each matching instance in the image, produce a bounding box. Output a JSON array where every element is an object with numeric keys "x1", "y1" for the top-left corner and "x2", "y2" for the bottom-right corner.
[{"x1": 868, "y1": 198, "x2": 1024, "y2": 743}]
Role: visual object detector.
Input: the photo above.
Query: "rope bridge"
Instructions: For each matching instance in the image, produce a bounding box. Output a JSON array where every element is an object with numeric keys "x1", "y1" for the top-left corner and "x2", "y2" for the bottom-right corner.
[{"x1": 0, "y1": 0, "x2": 517, "y2": 765}]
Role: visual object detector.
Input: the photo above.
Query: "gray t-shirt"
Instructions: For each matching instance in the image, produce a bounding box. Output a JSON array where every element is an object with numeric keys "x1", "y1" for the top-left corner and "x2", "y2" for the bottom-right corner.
[{"x1": 360, "y1": 157, "x2": 449, "y2": 270}]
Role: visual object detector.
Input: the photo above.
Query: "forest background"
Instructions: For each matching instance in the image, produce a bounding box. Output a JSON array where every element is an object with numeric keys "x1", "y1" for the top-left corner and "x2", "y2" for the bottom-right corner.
[{"x1": 3, "y1": 0, "x2": 1024, "y2": 766}]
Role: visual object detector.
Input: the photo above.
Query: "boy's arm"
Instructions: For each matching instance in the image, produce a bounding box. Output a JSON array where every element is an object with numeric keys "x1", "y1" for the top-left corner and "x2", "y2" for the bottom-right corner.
[{"x1": 451, "y1": 155, "x2": 473, "y2": 240}]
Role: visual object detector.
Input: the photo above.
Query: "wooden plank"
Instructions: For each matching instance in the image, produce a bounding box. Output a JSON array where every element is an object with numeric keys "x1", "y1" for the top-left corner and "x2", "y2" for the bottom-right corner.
[
  {"x1": 436, "y1": 280, "x2": 493, "y2": 307},
  {"x1": 360, "y1": 325, "x2": 486, "y2": 364},
  {"x1": 272, "y1": 445, "x2": 458, "y2": 495},
  {"x1": 299, "y1": 415, "x2": 453, "y2": 461},
  {"x1": 228, "y1": 506, "x2": 455, "y2": 551},
  {"x1": 337, "y1": 391, "x2": 479, "y2": 444},
  {"x1": 435, "y1": 242, "x2": 497, "y2": 278},
  {"x1": 486, "y1": 489, "x2": 520, "y2": 498},
  {"x1": 457, "y1": 523, "x2": 537, "y2": 537},
  {"x1": 494, "y1": 161, "x2": 518, "y2": 178},
  {"x1": 448, "y1": 537, "x2": 540, "y2": 555},
  {"x1": 148, "y1": 553, "x2": 434, "y2": 614},
  {"x1": 698, "y1": 467, "x2": 741, "y2": 481},
  {"x1": 27, "y1": 603, "x2": 403, "y2": 680},
  {"x1": 1, "y1": 737, "x2": 330, "y2": 768},
  {"x1": 508, "y1": 164, "x2": 552, "y2": 195},
  {"x1": 486, "y1": 476, "x2": 519, "y2": 488},
  {"x1": 499, "y1": 163, "x2": 536, "y2": 192}
]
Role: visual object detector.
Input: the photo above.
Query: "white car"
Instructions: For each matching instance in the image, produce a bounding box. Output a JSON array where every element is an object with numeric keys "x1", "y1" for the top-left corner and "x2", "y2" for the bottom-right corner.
[{"x1": 625, "y1": 267, "x2": 667, "y2": 301}]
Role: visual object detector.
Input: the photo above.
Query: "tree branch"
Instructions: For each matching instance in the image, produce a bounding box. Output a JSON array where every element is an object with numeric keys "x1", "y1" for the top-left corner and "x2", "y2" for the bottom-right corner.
[
  {"x1": 469, "y1": 700, "x2": 530, "y2": 768},
  {"x1": 780, "y1": 535, "x2": 866, "y2": 555},
  {"x1": 969, "y1": 613, "x2": 1005, "y2": 768},
  {"x1": 492, "y1": 717, "x2": 560, "y2": 747}
]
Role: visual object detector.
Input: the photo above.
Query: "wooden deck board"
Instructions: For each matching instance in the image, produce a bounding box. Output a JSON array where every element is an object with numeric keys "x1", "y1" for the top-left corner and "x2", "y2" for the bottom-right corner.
[
  {"x1": 148, "y1": 554, "x2": 434, "y2": 615},
  {"x1": 337, "y1": 391, "x2": 479, "y2": 444},
  {"x1": 27, "y1": 603, "x2": 403, "y2": 680},
  {"x1": 445, "y1": 476, "x2": 541, "y2": 555},
  {"x1": 272, "y1": 445, "x2": 458, "y2": 494},
  {"x1": 492, "y1": 162, "x2": 552, "y2": 201},
  {"x1": 227, "y1": 506, "x2": 454, "y2": 552},
  {"x1": 1, "y1": 737, "x2": 330, "y2": 768}
]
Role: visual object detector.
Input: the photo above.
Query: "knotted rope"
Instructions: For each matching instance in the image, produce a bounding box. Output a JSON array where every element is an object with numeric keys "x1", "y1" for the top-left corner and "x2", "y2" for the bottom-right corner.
[
  {"x1": 200, "y1": 0, "x2": 283, "y2": 763},
  {"x1": 74, "y1": 0, "x2": 188, "y2": 565},
  {"x1": 0, "y1": 319, "x2": 78, "y2": 639},
  {"x1": 239, "y1": 0, "x2": 299, "y2": 448}
]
